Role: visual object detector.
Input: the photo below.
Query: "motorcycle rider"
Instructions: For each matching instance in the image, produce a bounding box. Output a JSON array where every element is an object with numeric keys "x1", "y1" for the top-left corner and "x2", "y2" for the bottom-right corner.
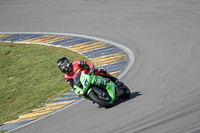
[{"x1": 57, "y1": 57, "x2": 123, "y2": 91}]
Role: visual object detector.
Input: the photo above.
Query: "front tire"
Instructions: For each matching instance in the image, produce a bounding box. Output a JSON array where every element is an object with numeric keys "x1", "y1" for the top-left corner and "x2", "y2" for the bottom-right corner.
[{"x1": 88, "y1": 91, "x2": 114, "y2": 108}]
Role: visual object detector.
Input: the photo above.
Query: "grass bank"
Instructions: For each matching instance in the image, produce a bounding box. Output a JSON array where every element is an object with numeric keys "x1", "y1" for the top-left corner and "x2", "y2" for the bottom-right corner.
[{"x1": 0, "y1": 42, "x2": 89, "y2": 125}]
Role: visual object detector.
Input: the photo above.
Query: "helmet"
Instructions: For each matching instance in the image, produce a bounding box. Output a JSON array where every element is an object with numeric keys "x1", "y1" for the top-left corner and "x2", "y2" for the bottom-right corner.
[{"x1": 57, "y1": 57, "x2": 72, "y2": 73}]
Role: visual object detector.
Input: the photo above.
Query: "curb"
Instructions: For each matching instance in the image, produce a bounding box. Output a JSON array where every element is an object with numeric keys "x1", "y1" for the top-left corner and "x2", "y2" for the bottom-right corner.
[{"x1": 0, "y1": 32, "x2": 134, "y2": 131}]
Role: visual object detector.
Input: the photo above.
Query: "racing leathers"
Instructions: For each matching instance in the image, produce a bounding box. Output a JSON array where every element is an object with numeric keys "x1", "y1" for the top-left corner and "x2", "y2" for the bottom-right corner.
[{"x1": 64, "y1": 60, "x2": 116, "y2": 93}]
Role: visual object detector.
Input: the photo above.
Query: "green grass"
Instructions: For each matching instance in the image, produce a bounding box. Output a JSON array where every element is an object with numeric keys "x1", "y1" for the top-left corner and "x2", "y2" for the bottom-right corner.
[
  {"x1": 0, "y1": 42, "x2": 89, "y2": 125},
  {"x1": 0, "y1": 130, "x2": 8, "y2": 133}
]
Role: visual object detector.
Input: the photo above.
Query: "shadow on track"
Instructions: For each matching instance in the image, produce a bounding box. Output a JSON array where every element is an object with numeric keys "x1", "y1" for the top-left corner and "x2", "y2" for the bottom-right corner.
[
  {"x1": 117, "y1": 91, "x2": 142, "y2": 105},
  {"x1": 97, "y1": 92, "x2": 142, "y2": 109},
  {"x1": 94, "y1": 92, "x2": 142, "y2": 109}
]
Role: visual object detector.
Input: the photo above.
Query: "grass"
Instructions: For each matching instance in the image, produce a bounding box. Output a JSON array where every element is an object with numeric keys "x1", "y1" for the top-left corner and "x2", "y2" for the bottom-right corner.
[
  {"x1": 0, "y1": 42, "x2": 89, "y2": 125},
  {"x1": 0, "y1": 130, "x2": 8, "y2": 133}
]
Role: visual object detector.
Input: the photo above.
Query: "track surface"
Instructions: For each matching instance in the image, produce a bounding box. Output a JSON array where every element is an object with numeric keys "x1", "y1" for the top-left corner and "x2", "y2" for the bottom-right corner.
[{"x1": 1, "y1": 0, "x2": 200, "y2": 133}]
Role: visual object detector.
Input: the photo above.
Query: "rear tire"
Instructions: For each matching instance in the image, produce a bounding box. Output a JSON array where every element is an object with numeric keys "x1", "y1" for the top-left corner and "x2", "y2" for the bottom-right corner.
[
  {"x1": 121, "y1": 85, "x2": 131, "y2": 99},
  {"x1": 88, "y1": 91, "x2": 114, "y2": 108}
]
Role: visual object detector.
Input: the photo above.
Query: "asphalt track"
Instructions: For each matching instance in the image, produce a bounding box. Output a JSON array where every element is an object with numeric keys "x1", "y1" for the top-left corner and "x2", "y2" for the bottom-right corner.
[{"x1": 1, "y1": 0, "x2": 200, "y2": 133}]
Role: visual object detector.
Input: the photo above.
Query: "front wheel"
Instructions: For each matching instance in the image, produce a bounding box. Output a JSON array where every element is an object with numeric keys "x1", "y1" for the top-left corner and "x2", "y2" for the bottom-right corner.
[{"x1": 88, "y1": 91, "x2": 114, "y2": 108}]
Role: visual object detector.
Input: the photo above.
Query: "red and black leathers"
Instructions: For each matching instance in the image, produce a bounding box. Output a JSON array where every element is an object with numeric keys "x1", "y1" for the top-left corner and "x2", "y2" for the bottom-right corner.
[{"x1": 64, "y1": 60, "x2": 109, "y2": 88}]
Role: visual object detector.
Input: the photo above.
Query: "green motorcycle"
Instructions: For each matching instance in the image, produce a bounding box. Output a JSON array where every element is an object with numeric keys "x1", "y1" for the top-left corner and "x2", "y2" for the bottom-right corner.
[{"x1": 73, "y1": 70, "x2": 131, "y2": 108}]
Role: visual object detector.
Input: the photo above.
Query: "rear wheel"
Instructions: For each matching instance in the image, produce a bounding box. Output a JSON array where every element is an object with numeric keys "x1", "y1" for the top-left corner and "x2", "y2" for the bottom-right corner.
[
  {"x1": 88, "y1": 90, "x2": 114, "y2": 108},
  {"x1": 121, "y1": 85, "x2": 131, "y2": 99}
]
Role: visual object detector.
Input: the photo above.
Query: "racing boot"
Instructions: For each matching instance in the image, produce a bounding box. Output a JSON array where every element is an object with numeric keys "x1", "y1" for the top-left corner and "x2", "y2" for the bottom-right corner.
[
  {"x1": 108, "y1": 74, "x2": 124, "y2": 98},
  {"x1": 108, "y1": 74, "x2": 124, "y2": 88}
]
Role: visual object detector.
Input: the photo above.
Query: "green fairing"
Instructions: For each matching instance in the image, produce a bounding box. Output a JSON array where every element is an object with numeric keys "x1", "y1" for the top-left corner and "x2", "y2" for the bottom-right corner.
[
  {"x1": 91, "y1": 74, "x2": 116, "y2": 101},
  {"x1": 74, "y1": 71, "x2": 93, "y2": 97},
  {"x1": 73, "y1": 71, "x2": 116, "y2": 101},
  {"x1": 74, "y1": 85, "x2": 83, "y2": 96},
  {"x1": 106, "y1": 82, "x2": 116, "y2": 101}
]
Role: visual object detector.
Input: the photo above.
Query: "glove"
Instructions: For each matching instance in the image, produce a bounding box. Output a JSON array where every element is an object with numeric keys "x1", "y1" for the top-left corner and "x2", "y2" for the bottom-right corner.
[
  {"x1": 100, "y1": 68, "x2": 107, "y2": 74},
  {"x1": 88, "y1": 68, "x2": 95, "y2": 75}
]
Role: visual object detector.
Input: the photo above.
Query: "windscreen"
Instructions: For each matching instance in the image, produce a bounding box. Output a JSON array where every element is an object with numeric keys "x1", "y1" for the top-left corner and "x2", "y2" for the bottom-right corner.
[{"x1": 73, "y1": 71, "x2": 82, "y2": 86}]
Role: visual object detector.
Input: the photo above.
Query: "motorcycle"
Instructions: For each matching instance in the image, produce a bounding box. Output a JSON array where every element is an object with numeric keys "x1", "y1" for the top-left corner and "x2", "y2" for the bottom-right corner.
[{"x1": 73, "y1": 69, "x2": 131, "y2": 108}]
